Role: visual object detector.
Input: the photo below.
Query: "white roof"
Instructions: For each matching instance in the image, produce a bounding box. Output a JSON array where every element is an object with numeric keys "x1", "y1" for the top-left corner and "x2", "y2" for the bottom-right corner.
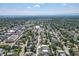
[
  {"x1": 35, "y1": 26, "x2": 40, "y2": 29},
  {"x1": 8, "y1": 30, "x2": 15, "y2": 33},
  {"x1": 42, "y1": 50, "x2": 48, "y2": 52},
  {"x1": 7, "y1": 35, "x2": 18, "y2": 41},
  {"x1": 41, "y1": 45, "x2": 48, "y2": 47},
  {"x1": 38, "y1": 46, "x2": 41, "y2": 48}
]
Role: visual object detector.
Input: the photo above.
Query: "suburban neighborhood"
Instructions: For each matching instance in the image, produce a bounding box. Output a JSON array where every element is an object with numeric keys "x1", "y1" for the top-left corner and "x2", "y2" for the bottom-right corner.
[{"x1": 0, "y1": 16, "x2": 79, "y2": 56}]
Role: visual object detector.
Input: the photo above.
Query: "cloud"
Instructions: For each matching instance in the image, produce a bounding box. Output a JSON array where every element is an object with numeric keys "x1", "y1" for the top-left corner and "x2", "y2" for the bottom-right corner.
[
  {"x1": 27, "y1": 6, "x2": 31, "y2": 8},
  {"x1": 0, "y1": 8, "x2": 79, "y2": 15},
  {"x1": 62, "y1": 3, "x2": 67, "y2": 6},
  {"x1": 33, "y1": 4, "x2": 40, "y2": 8}
]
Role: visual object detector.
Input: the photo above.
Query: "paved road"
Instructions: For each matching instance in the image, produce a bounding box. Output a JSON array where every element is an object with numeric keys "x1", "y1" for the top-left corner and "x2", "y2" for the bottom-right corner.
[
  {"x1": 36, "y1": 29, "x2": 41, "y2": 56},
  {"x1": 36, "y1": 35, "x2": 41, "y2": 56},
  {"x1": 20, "y1": 40, "x2": 28, "y2": 56},
  {"x1": 53, "y1": 30, "x2": 70, "y2": 56}
]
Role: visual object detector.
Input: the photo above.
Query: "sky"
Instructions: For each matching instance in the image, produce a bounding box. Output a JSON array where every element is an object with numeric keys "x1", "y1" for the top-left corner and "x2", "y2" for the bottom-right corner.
[{"x1": 0, "y1": 3, "x2": 79, "y2": 15}]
